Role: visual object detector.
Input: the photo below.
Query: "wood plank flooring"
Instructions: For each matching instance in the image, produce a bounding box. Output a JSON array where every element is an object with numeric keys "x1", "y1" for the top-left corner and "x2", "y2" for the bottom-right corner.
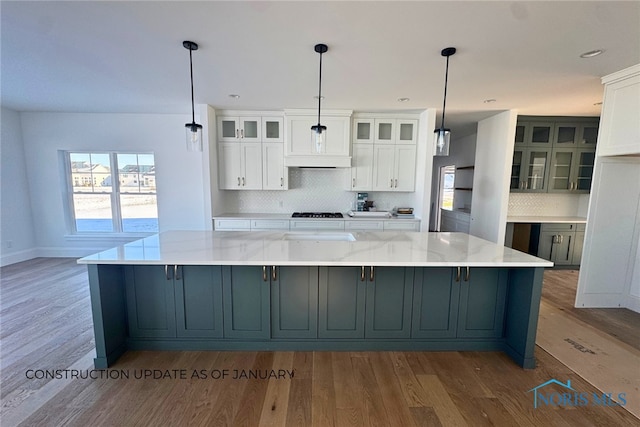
[{"x1": 1, "y1": 259, "x2": 638, "y2": 426}]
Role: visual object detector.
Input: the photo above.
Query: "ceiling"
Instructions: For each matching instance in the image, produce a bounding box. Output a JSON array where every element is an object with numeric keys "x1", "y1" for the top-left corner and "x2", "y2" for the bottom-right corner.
[{"x1": 2, "y1": 1, "x2": 639, "y2": 137}]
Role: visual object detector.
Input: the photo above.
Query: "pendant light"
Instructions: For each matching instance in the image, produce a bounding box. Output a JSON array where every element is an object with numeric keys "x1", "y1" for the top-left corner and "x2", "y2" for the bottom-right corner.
[
  {"x1": 311, "y1": 43, "x2": 328, "y2": 154},
  {"x1": 183, "y1": 40, "x2": 202, "y2": 152},
  {"x1": 434, "y1": 47, "x2": 456, "y2": 156}
]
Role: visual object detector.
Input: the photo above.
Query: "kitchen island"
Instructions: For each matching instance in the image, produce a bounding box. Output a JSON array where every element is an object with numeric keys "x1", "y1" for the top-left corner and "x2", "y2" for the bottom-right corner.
[{"x1": 78, "y1": 230, "x2": 552, "y2": 369}]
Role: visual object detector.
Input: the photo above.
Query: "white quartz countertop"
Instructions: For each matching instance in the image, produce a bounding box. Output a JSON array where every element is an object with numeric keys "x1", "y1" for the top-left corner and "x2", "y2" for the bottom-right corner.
[
  {"x1": 506, "y1": 216, "x2": 587, "y2": 224},
  {"x1": 78, "y1": 230, "x2": 552, "y2": 267}
]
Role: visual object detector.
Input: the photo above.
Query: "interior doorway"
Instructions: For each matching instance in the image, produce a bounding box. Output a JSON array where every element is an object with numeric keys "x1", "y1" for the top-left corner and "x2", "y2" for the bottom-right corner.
[{"x1": 435, "y1": 165, "x2": 455, "y2": 231}]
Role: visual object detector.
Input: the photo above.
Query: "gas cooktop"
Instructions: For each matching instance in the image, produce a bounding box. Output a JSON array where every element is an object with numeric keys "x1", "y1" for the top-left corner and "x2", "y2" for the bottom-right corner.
[{"x1": 291, "y1": 212, "x2": 344, "y2": 218}]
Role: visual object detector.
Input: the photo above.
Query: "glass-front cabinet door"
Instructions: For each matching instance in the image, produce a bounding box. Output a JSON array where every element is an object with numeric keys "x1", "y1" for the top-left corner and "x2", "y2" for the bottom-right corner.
[
  {"x1": 579, "y1": 123, "x2": 599, "y2": 146},
  {"x1": 549, "y1": 149, "x2": 574, "y2": 191},
  {"x1": 396, "y1": 120, "x2": 418, "y2": 144},
  {"x1": 353, "y1": 119, "x2": 374, "y2": 143},
  {"x1": 529, "y1": 123, "x2": 554, "y2": 146},
  {"x1": 573, "y1": 150, "x2": 596, "y2": 192},
  {"x1": 514, "y1": 123, "x2": 528, "y2": 146},
  {"x1": 262, "y1": 117, "x2": 283, "y2": 142},
  {"x1": 510, "y1": 150, "x2": 524, "y2": 190},
  {"x1": 375, "y1": 119, "x2": 394, "y2": 144},
  {"x1": 217, "y1": 117, "x2": 261, "y2": 142},
  {"x1": 524, "y1": 150, "x2": 550, "y2": 191},
  {"x1": 554, "y1": 123, "x2": 579, "y2": 146}
]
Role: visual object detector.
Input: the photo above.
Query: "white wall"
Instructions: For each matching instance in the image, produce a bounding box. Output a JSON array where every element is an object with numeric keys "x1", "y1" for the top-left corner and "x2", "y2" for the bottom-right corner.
[
  {"x1": 470, "y1": 110, "x2": 517, "y2": 244},
  {"x1": 20, "y1": 111, "x2": 211, "y2": 257},
  {"x1": 1, "y1": 108, "x2": 37, "y2": 265}
]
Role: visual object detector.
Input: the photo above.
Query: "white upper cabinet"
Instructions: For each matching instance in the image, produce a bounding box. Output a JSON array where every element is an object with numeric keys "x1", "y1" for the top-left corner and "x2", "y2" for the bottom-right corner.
[
  {"x1": 218, "y1": 142, "x2": 263, "y2": 190},
  {"x1": 262, "y1": 142, "x2": 288, "y2": 190},
  {"x1": 262, "y1": 117, "x2": 284, "y2": 143},
  {"x1": 372, "y1": 144, "x2": 416, "y2": 192},
  {"x1": 353, "y1": 119, "x2": 375, "y2": 144},
  {"x1": 374, "y1": 119, "x2": 418, "y2": 145},
  {"x1": 217, "y1": 116, "x2": 262, "y2": 142},
  {"x1": 349, "y1": 143, "x2": 374, "y2": 190}
]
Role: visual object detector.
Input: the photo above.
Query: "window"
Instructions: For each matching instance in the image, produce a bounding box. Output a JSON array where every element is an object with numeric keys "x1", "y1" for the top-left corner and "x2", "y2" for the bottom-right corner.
[{"x1": 67, "y1": 152, "x2": 158, "y2": 233}]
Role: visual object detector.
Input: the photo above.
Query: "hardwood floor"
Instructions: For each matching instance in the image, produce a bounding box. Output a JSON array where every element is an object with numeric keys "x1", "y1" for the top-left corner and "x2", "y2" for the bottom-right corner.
[{"x1": 1, "y1": 259, "x2": 638, "y2": 426}]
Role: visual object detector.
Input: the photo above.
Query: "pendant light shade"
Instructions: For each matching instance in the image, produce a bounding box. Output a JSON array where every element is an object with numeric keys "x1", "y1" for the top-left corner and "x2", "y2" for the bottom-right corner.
[
  {"x1": 434, "y1": 47, "x2": 456, "y2": 156},
  {"x1": 183, "y1": 41, "x2": 202, "y2": 152},
  {"x1": 311, "y1": 43, "x2": 328, "y2": 154}
]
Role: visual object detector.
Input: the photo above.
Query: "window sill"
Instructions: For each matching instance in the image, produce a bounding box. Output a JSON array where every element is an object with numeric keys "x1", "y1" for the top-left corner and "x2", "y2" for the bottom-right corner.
[{"x1": 64, "y1": 232, "x2": 155, "y2": 242}]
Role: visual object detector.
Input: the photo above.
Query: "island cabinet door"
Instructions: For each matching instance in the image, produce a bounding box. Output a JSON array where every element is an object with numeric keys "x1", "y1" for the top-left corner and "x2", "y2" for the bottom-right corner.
[
  {"x1": 222, "y1": 266, "x2": 270, "y2": 339},
  {"x1": 457, "y1": 268, "x2": 508, "y2": 338},
  {"x1": 411, "y1": 267, "x2": 460, "y2": 339},
  {"x1": 318, "y1": 267, "x2": 366, "y2": 339},
  {"x1": 271, "y1": 267, "x2": 318, "y2": 339},
  {"x1": 174, "y1": 266, "x2": 224, "y2": 338},
  {"x1": 124, "y1": 266, "x2": 177, "y2": 338},
  {"x1": 365, "y1": 267, "x2": 413, "y2": 338}
]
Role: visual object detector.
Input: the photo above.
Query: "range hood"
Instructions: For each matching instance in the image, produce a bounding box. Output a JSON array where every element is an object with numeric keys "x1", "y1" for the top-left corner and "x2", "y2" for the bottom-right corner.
[{"x1": 284, "y1": 109, "x2": 353, "y2": 168}]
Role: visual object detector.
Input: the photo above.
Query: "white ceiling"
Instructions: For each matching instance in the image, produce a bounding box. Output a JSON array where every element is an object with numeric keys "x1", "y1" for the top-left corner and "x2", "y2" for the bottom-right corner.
[{"x1": 2, "y1": 1, "x2": 639, "y2": 137}]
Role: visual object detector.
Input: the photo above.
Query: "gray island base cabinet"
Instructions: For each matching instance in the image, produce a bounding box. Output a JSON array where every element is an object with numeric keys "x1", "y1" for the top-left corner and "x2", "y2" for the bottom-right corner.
[{"x1": 87, "y1": 263, "x2": 543, "y2": 370}]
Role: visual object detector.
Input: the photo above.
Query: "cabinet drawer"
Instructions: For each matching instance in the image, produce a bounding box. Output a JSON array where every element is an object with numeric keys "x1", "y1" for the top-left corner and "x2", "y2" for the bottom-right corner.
[
  {"x1": 290, "y1": 220, "x2": 345, "y2": 231},
  {"x1": 251, "y1": 219, "x2": 290, "y2": 230},
  {"x1": 345, "y1": 220, "x2": 384, "y2": 231},
  {"x1": 214, "y1": 219, "x2": 251, "y2": 231},
  {"x1": 383, "y1": 220, "x2": 420, "y2": 231},
  {"x1": 541, "y1": 223, "x2": 576, "y2": 232}
]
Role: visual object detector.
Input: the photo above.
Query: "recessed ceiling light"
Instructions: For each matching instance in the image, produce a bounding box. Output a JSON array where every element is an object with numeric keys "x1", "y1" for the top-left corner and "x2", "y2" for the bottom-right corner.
[
  {"x1": 483, "y1": 99, "x2": 497, "y2": 104},
  {"x1": 397, "y1": 97, "x2": 410, "y2": 102},
  {"x1": 580, "y1": 49, "x2": 603, "y2": 58},
  {"x1": 228, "y1": 94, "x2": 240, "y2": 99}
]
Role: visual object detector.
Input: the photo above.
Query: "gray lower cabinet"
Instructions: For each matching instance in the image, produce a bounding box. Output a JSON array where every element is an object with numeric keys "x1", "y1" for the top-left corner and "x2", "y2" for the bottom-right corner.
[
  {"x1": 537, "y1": 223, "x2": 583, "y2": 266},
  {"x1": 271, "y1": 266, "x2": 318, "y2": 338},
  {"x1": 124, "y1": 265, "x2": 177, "y2": 338},
  {"x1": 457, "y1": 268, "x2": 508, "y2": 338},
  {"x1": 317, "y1": 266, "x2": 413, "y2": 339},
  {"x1": 175, "y1": 266, "x2": 223, "y2": 338},
  {"x1": 222, "y1": 266, "x2": 270, "y2": 339},
  {"x1": 365, "y1": 267, "x2": 414, "y2": 338},
  {"x1": 318, "y1": 266, "x2": 366, "y2": 338},
  {"x1": 411, "y1": 267, "x2": 459, "y2": 338}
]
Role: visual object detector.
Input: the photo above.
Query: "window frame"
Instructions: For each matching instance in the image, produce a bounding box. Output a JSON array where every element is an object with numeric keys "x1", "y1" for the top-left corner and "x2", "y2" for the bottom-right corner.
[{"x1": 64, "y1": 151, "x2": 158, "y2": 236}]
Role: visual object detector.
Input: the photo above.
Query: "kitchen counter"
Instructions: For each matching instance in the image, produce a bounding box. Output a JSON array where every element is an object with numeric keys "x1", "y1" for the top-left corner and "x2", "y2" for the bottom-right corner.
[
  {"x1": 78, "y1": 230, "x2": 552, "y2": 267},
  {"x1": 81, "y1": 231, "x2": 548, "y2": 370},
  {"x1": 507, "y1": 215, "x2": 587, "y2": 224}
]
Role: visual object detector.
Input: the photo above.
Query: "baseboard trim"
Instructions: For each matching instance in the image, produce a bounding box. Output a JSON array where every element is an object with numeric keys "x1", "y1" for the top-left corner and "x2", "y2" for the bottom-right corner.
[{"x1": 0, "y1": 248, "x2": 39, "y2": 267}]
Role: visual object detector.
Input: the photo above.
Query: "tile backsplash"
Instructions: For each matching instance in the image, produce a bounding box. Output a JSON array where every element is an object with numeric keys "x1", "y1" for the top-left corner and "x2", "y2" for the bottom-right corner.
[
  {"x1": 218, "y1": 169, "x2": 415, "y2": 214},
  {"x1": 508, "y1": 193, "x2": 590, "y2": 217}
]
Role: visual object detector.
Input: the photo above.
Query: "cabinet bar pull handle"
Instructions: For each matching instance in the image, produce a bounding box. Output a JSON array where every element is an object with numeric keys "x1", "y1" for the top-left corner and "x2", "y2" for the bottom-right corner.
[
  {"x1": 360, "y1": 266, "x2": 365, "y2": 281},
  {"x1": 240, "y1": 129, "x2": 244, "y2": 138},
  {"x1": 281, "y1": 177, "x2": 284, "y2": 187},
  {"x1": 165, "y1": 265, "x2": 171, "y2": 280},
  {"x1": 369, "y1": 266, "x2": 374, "y2": 282},
  {"x1": 390, "y1": 179, "x2": 393, "y2": 188},
  {"x1": 353, "y1": 178, "x2": 356, "y2": 188},
  {"x1": 262, "y1": 266, "x2": 267, "y2": 282},
  {"x1": 455, "y1": 266, "x2": 461, "y2": 282},
  {"x1": 272, "y1": 266, "x2": 277, "y2": 281},
  {"x1": 174, "y1": 265, "x2": 181, "y2": 281},
  {"x1": 566, "y1": 236, "x2": 572, "y2": 260},
  {"x1": 395, "y1": 179, "x2": 398, "y2": 188},
  {"x1": 464, "y1": 266, "x2": 470, "y2": 282},
  {"x1": 236, "y1": 129, "x2": 239, "y2": 138},
  {"x1": 237, "y1": 177, "x2": 241, "y2": 186},
  {"x1": 242, "y1": 177, "x2": 245, "y2": 186}
]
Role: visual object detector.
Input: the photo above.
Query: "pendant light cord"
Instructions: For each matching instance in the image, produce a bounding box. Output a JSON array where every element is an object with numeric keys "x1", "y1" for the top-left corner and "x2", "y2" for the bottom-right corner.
[
  {"x1": 441, "y1": 54, "x2": 450, "y2": 129},
  {"x1": 317, "y1": 50, "x2": 323, "y2": 126},
  {"x1": 189, "y1": 46, "x2": 196, "y2": 125}
]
